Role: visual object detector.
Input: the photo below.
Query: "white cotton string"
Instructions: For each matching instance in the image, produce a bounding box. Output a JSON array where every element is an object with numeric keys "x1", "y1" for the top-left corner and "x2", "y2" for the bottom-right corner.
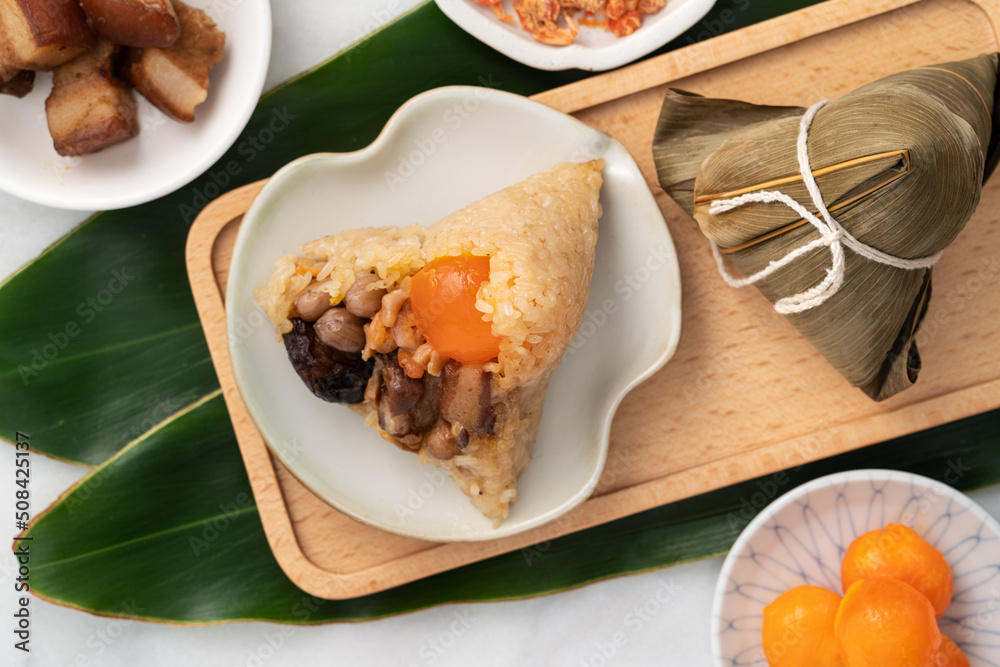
[{"x1": 707, "y1": 100, "x2": 941, "y2": 315}]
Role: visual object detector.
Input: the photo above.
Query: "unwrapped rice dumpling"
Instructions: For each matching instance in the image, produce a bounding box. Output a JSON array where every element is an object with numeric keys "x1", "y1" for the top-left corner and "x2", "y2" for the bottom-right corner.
[
  {"x1": 255, "y1": 160, "x2": 603, "y2": 523},
  {"x1": 652, "y1": 54, "x2": 999, "y2": 401}
]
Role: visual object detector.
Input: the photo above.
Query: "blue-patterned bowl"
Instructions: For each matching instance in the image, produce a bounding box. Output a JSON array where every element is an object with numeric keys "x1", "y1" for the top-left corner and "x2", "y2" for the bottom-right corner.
[{"x1": 712, "y1": 469, "x2": 1000, "y2": 667}]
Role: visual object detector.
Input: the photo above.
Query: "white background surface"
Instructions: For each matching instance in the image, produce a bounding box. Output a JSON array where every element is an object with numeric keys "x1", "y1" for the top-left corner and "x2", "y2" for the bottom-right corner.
[{"x1": 1, "y1": 2, "x2": 999, "y2": 666}]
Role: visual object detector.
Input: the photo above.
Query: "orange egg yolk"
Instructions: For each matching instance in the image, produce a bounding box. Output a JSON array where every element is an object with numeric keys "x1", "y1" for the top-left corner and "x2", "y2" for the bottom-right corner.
[
  {"x1": 409, "y1": 254, "x2": 501, "y2": 363},
  {"x1": 841, "y1": 523, "x2": 953, "y2": 618},
  {"x1": 762, "y1": 586, "x2": 844, "y2": 667}
]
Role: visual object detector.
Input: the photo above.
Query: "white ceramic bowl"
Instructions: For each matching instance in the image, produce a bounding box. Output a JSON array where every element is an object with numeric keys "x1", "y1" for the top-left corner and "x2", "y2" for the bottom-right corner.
[
  {"x1": 713, "y1": 469, "x2": 1000, "y2": 667},
  {"x1": 434, "y1": 0, "x2": 716, "y2": 71},
  {"x1": 0, "y1": 0, "x2": 271, "y2": 210},
  {"x1": 226, "y1": 85, "x2": 681, "y2": 542}
]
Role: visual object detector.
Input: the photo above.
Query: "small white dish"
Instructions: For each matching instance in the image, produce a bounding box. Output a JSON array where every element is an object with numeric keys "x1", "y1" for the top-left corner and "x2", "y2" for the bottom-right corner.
[
  {"x1": 0, "y1": 0, "x2": 271, "y2": 211},
  {"x1": 713, "y1": 469, "x2": 1000, "y2": 667},
  {"x1": 226, "y1": 85, "x2": 681, "y2": 542},
  {"x1": 434, "y1": 0, "x2": 716, "y2": 71}
]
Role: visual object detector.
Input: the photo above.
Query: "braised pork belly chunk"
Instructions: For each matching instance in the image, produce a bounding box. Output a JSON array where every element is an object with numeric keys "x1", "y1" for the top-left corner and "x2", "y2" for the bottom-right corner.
[
  {"x1": 121, "y1": 1, "x2": 224, "y2": 123},
  {"x1": 80, "y1": 0, "x2": 181, "y2": 48},
  {"x1": 0, "y1": 0, "x2": 96, "y2": 70},
  {"x1": 45, "y1": 40, "x2": 139, "y2": 156}
]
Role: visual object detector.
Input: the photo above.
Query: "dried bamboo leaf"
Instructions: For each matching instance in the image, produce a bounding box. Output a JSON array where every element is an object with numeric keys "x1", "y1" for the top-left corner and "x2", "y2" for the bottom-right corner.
[{"x1": 653, "y1": 54, "x2": 1000, "y2": 400}]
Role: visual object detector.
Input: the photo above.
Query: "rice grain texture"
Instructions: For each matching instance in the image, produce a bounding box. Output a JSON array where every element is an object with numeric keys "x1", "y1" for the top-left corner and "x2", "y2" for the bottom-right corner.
[{"x1": 255, "y1": 160, "x2": 604, "y2": 523}]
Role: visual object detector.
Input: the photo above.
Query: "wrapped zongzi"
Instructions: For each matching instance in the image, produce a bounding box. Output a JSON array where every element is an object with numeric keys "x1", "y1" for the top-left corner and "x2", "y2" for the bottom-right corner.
[{"x1": 652, "y1": 54, "x2": 999, "y2": 401}]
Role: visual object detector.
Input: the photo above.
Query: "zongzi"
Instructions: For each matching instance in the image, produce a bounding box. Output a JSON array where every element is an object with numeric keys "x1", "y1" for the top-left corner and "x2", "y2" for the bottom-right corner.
[
  {"x1": 652, "y1": 54, "x2": 999, "y2": 401},
  {"x1": 255, "y1": 160, "x2": 603, "y2": 523}
]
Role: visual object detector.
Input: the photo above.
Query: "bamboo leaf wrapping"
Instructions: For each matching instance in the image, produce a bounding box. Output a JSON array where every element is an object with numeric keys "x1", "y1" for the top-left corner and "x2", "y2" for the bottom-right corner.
[{"x1": 653, "y1": 54, "x2": 1000, "y2": 400}]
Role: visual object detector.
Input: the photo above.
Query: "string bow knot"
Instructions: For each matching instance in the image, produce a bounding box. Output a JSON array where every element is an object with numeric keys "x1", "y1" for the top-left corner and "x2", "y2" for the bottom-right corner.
[{"x1": 708, "y1": 100, "x2": 941, "y2": 315}]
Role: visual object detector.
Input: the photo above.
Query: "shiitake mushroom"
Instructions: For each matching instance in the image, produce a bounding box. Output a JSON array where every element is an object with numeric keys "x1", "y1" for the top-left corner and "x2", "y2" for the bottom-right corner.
[{"x1": 282, "y1": 317, "x2": 373, "y2": 404}]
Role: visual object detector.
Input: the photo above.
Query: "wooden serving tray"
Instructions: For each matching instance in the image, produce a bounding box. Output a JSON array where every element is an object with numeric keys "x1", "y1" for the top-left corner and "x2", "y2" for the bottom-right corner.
[{"x1": 187, "y1": 0, "x2": 1000, "y2": 599}]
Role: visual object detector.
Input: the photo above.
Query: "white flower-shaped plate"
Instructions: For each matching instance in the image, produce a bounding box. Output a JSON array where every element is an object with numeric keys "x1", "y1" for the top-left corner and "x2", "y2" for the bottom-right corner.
[
  {"x1": 434, "y1": 0, "x2": 716, "y2": 71},
  {"x1": 226, "y1": 85, "x2": 681, "y2": 542},
  {"x1": 713, "y1": 469, "x2": 1000, "y2": 666},
  {"x1": 0, "y1": 0, "x2": 271, "y2": 210}
]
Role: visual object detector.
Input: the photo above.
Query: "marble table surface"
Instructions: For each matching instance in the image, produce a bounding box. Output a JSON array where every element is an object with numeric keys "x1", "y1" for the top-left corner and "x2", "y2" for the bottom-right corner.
[{"x1": 2, "y1": 2, "x2": 999, "y2": 666}]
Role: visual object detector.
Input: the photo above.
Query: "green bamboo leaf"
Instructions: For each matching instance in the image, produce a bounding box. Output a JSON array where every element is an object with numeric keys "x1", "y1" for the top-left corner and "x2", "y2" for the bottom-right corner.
[
  {"x1": 0, "y1": 218, "x2": 221, "y2": 466},
  {"x1": 25, "y1": 391, "x2": 1000, "y2": 623}
]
